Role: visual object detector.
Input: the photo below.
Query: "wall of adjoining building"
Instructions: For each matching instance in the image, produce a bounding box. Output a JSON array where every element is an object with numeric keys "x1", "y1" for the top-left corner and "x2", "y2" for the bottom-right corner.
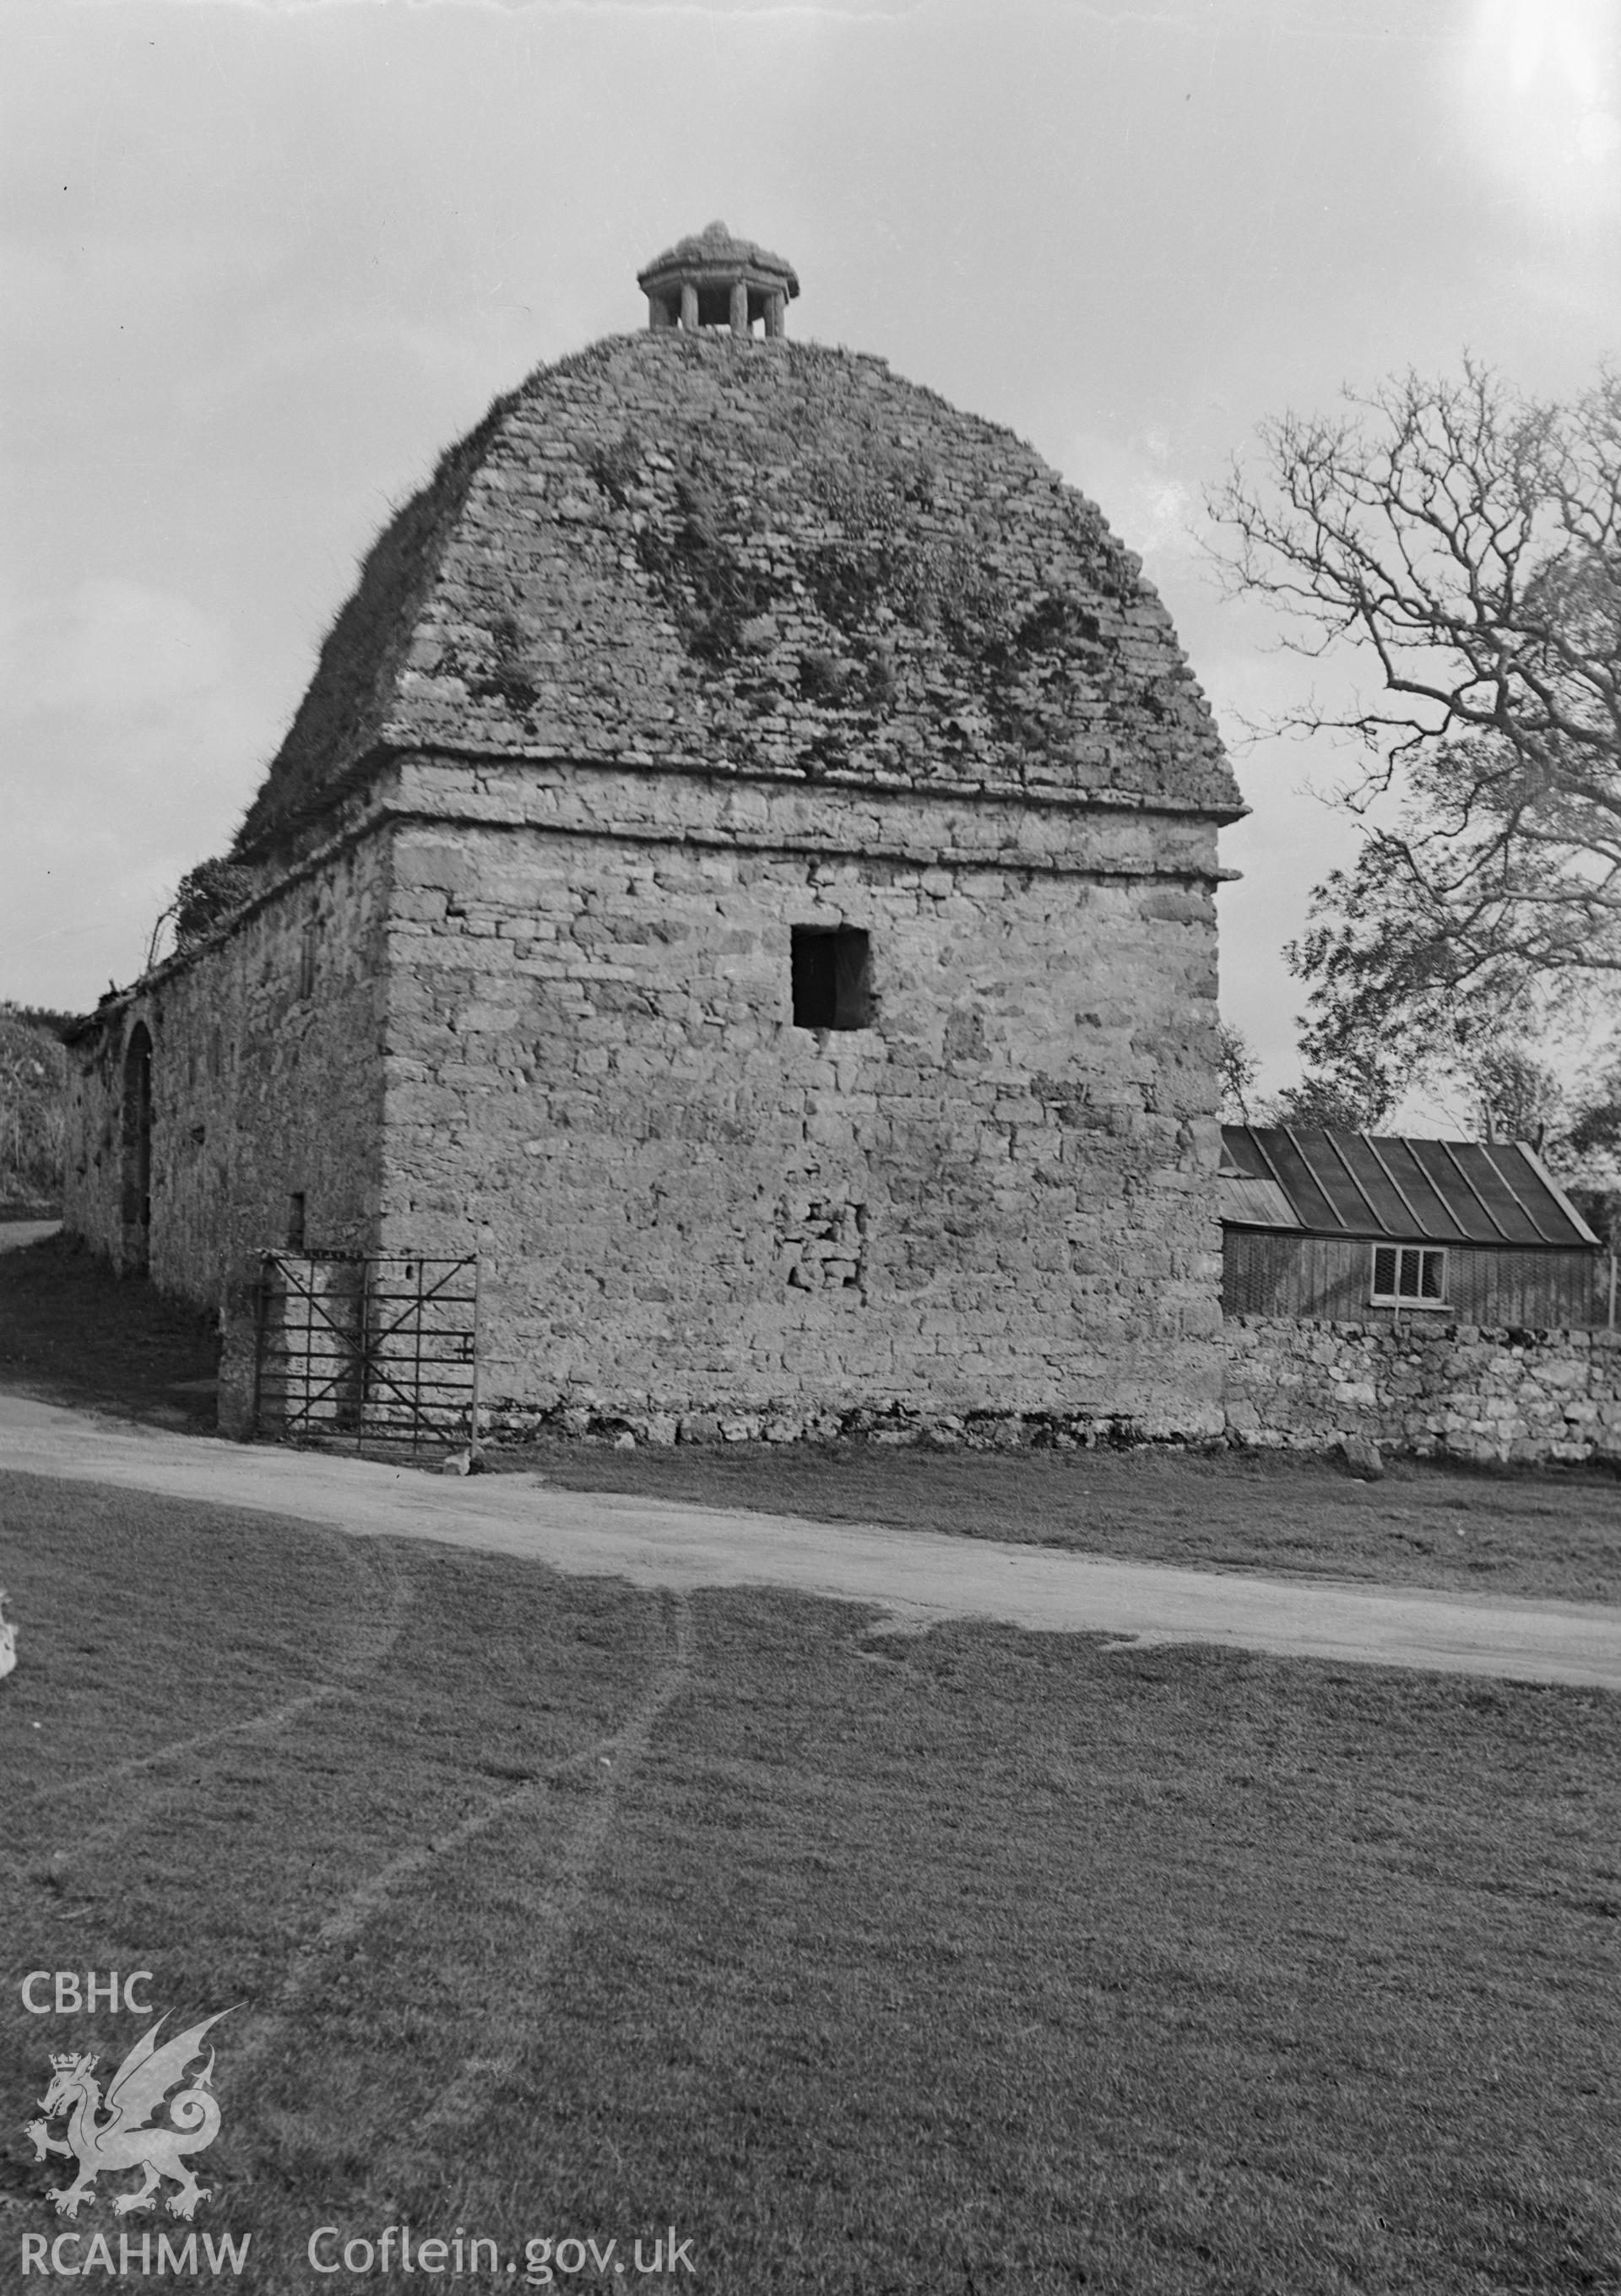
[
  {"x1": 62, "y1": 835, "x2": 392, "y2": 1300},
  {"x1": 377, "y1": 757, "x2": 1229, "y2": 1437},
  {"x1": 1223, "y1": 1229, "x2": 1606, "y2": 1328},
  {"x1": 1223, "y1": 1314, "x2": 1621, "y2": 1466}
]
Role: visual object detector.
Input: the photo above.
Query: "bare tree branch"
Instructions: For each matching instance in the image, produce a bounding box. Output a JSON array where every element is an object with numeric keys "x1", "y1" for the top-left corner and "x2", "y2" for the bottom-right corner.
[{"x1": 1208, "y1": 361, "x2": 1621, "y2": 1066}]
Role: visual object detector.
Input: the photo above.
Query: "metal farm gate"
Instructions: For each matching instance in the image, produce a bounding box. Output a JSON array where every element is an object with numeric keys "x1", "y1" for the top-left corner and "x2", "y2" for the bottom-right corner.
[{"x1": 254, "y1": 1251, "x2": 480, "y2": 1454}]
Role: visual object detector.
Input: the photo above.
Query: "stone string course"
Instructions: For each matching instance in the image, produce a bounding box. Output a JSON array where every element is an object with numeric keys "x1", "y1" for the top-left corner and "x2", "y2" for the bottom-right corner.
[
  {"x1": 384, "y1": 752, "x2": 1225, "y2": 877},
  {"x1": 1223, "y1": 1315, "x2": 1621, "y2": 1468}
]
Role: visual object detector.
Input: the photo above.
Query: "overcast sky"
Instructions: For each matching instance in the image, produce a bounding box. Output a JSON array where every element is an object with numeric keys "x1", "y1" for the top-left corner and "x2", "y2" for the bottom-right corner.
[{"x1": 4, "y1": 0, "x2": 1618, "y2": 1099}]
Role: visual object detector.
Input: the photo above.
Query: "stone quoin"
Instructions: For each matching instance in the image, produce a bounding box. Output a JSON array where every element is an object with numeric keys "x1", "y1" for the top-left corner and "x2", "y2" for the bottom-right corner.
[{"x1": 62, "y1": 228, "x2": 1247, "y2": 1442}]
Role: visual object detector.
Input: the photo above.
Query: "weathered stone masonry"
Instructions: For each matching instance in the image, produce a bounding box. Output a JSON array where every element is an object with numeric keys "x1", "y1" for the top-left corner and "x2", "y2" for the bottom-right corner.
[
  {"x1": 63, "y1": 231, "x2": 1248, "y2": 1440},
  {"x1": 64, "y1": 838, "x2": 391, "y2": 1295},
  {"x1": 378, "y1": 758, "x2": 1226, "y2": 1434}
]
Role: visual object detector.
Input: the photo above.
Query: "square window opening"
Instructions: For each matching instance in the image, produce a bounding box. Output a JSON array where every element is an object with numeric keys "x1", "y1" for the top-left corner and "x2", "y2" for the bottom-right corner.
[
  {"x1": 1370, "y1": 1243, "x2": 1446, "y2": 1307},
  {"x1": 792, "y1": 926, "x2": 871, "y2": 1031}
]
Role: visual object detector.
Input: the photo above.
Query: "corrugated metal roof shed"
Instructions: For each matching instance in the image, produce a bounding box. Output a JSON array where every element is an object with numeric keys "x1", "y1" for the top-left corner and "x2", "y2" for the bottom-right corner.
[{"x1": 1219, "y1": 1126, "x2": 1598, "y2": 1250}]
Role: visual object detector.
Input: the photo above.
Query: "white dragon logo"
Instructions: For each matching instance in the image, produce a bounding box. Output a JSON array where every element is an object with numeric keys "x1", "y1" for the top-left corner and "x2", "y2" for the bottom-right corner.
[{"x1": 25, "y1": 2011, "x2": 230, "y2": 2220}]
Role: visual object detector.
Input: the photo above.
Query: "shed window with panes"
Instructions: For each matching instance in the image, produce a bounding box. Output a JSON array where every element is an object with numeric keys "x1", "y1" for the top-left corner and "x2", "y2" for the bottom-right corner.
[{"x1": 1370, "y1": 1244, "x2": 1447, "y2": 1306}]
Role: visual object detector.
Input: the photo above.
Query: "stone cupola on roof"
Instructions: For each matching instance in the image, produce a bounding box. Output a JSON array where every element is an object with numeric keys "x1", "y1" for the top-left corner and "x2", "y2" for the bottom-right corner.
[
  {"x1": 637, "y1": 220, "x2": 800, "y2": 337},
  {"x1": 234, "y1": 227, "x2": 1241, "y2": 855}
]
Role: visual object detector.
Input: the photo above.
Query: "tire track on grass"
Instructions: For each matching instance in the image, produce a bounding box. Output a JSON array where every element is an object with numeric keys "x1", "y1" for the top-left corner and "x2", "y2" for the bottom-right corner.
[
  {"x1": 26, "y1": 1537, "x2": 415, "y2": 1889},
  {"x1": 402, "y1": 1588, "x2": 696, "y2": 2153},
  {"x1": 230, "y1": 1590, "x2": 693, "y2": 2101}
]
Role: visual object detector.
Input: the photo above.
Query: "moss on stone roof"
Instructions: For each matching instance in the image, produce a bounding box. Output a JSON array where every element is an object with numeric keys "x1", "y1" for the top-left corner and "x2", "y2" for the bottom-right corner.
[{"x1": 236, "y1": 333, "x2": 1239, "y2": 854}]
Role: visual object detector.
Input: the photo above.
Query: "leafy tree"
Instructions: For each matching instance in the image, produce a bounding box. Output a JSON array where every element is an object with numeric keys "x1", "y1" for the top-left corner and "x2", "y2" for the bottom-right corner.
[
  {"x1": 1218, "y1": 1026, "x2": 1397, "y2": 1132},
  {"x1": 1261, "y1": 1052, "x2": 1396, "y2": 1133},
  {"x1": 1212, "y1": 1023, "x2": 1386, "y2": 1129},
  {"x1": 1538, "y1": 1061, "x2": 1621, "y2": 1260},
  {"x1": 1564, "y1": 1061, "x2": 1621, "y2": 1168},
  {"x1": 1463, "y1": 1041, "x2": 1565, "y2": 1148},
  {"x1": 1217, "y1": 1023, "x2": 1259, "y2": 1122},
  {"x1": 1209, "y1": 361, "x2": 1621, "y2": 1073}
]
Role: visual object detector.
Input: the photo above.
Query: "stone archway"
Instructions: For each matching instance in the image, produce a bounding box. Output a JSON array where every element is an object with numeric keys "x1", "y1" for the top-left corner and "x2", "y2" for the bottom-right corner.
[{"x1": 120, "y1": 1022, "x2": 153, "y2": 1275}]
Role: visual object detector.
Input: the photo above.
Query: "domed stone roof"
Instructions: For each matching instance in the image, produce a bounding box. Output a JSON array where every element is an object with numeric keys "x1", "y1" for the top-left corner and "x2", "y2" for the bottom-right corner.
[{"x1": 236, "y1": 328, "x2": 1240, "y2": 854}]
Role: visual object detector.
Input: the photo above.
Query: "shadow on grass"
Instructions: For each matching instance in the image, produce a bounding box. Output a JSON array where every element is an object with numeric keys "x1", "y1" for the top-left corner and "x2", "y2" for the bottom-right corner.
[
  {"x1": 2, "y1": 1476, "x2": 1618, "y2": 2293},
  {"x1": 0, "y1": 1230, "x2": 218, "y2": 1430}
]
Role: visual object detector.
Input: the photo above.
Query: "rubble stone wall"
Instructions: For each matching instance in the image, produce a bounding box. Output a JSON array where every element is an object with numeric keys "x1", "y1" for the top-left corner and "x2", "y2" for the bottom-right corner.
[
  {"x1": 62, "y1": 837, "x2": 391, "y2": 1298},
  {"x1": 1223, "y1": 1314, "x2": 1621, "y2": 1467},
  {"x1": 379, "y1": 763, "x2": 1228, "y2": 1437}
]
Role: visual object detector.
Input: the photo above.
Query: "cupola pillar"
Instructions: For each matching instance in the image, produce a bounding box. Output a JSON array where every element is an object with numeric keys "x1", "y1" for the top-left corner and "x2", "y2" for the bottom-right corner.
[{"x1": 637, "y1": 222, "x2": 800, "y2": 339}]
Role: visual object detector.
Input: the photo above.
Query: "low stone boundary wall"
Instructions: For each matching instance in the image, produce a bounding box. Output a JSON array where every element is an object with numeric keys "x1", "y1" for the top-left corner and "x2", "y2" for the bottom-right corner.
[
  {"x1": 1223, "y1": 1315, "x2": 1621, "y2": 1467},
  {"x1": 479, "y1": 1397, "x2": 1197, "y2": 1452}
]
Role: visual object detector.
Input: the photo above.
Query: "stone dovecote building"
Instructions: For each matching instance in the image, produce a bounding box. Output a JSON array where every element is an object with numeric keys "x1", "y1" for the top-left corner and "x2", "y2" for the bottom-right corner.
[{"x1": 64, "y1": 224, "x2": 1246, "y2": 1442}]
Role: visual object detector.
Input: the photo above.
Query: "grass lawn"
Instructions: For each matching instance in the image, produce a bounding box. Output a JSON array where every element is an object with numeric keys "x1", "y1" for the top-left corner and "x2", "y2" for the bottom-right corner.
[{"x1": 3, "y1": 1474, "x2": 1618, "y2": 2293}]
